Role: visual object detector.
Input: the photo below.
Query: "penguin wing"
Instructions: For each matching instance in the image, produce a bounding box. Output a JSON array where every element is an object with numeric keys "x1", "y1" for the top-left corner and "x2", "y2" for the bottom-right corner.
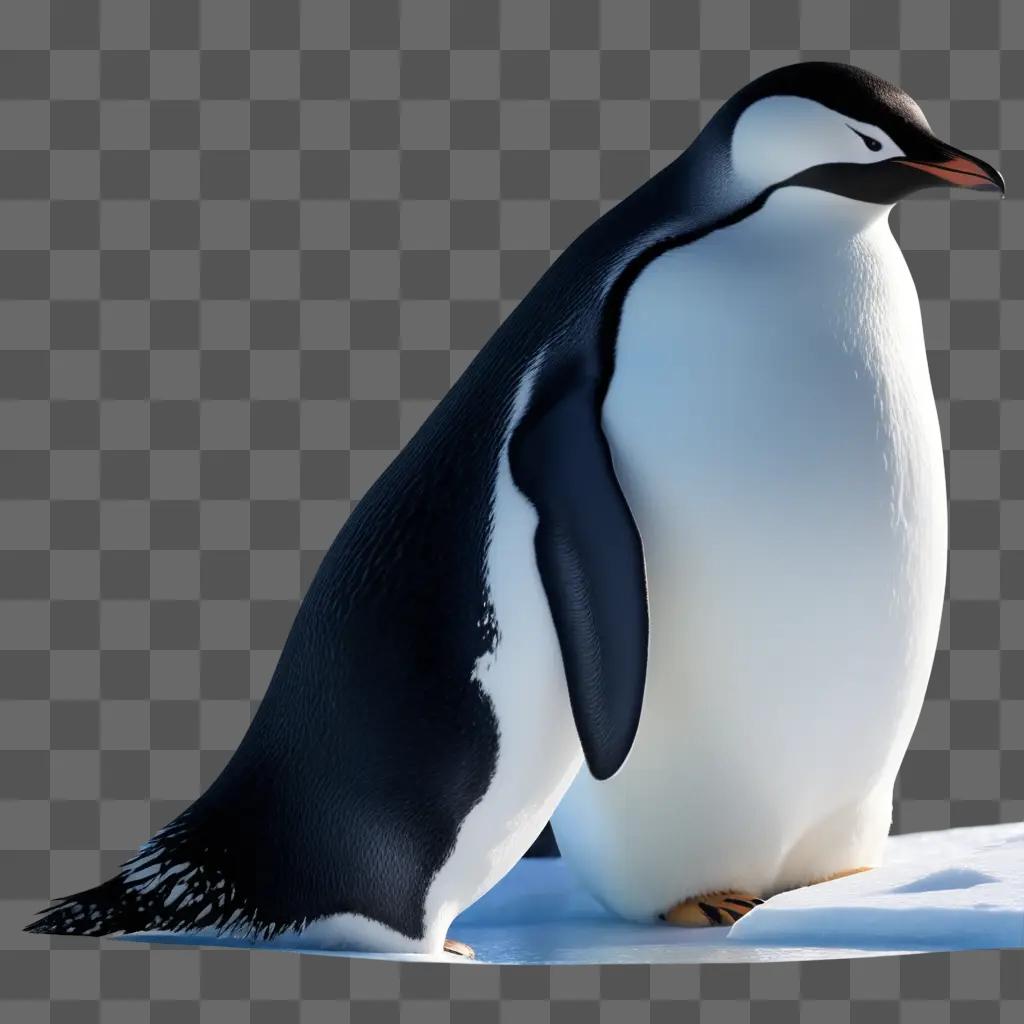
[{"x1": 509, "y1": 350, "x2": 648, "y2": 781}]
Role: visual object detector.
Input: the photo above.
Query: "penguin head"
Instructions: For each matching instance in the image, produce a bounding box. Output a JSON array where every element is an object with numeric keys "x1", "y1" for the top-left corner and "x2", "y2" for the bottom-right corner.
[{"x1": 721, "y1": 63, "x2": 1003, "y2": 204}]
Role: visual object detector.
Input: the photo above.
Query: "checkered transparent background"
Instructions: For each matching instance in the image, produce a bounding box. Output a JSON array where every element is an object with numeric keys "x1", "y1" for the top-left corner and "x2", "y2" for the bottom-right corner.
[{"x1": 1, "y1": 0, "x2": 1022, "y2": 1019}]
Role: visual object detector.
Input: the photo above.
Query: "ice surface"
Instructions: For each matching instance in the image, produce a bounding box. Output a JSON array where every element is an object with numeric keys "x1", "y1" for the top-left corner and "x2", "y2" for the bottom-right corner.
[
  {"x1": 726, "y1": 821, "x2": 1024, "y2": 952},
  {"x1": 125, "y1": 822, "x2": 1023, "y2": 964}
]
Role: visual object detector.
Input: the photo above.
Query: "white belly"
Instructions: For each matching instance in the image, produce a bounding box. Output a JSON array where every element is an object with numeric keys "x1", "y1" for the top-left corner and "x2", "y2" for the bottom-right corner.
[
  {"x1": 417, "y1": 356, "x2": 583, "y2": 949},
  {"x1": 552, "y1": 189, "x2": 948, "y2": 919}
]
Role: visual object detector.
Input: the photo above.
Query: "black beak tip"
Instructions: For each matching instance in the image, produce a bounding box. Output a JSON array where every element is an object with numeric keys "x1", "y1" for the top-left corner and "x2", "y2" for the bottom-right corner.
[
  {"x1": 966, "y1": 154, "x2": 1004, "y2": 196},
  {"x1": 977, "y1": 162, "x2": 1006, "y2": 196}
]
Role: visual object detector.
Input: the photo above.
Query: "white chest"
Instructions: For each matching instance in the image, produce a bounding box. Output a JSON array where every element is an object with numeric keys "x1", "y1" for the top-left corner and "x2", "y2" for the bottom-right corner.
[
  {"x1": 604, "y1": 191, "x2": 946, "y2": 709},
  {"x1": 605, "y1": 189, "x2": 947, "y2": 741}
]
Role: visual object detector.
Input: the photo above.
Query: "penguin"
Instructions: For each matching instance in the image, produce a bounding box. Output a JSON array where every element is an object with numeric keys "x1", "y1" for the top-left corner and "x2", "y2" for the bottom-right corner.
[{"x1": 25, "y1": 62, "x2": 1002, "y2": 955}]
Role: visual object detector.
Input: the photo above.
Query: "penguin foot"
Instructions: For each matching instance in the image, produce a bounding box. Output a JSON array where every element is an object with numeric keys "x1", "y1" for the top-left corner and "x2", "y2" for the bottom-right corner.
[
  {"x1": 443, "y1": 938, "x2": 475, "y2": 959},
  {"x1": 660, "y1": 891, "x2": 765, "y2": 927},
  {"x1": 807, "y1": 865, "x2": 872, "y2": 886}
]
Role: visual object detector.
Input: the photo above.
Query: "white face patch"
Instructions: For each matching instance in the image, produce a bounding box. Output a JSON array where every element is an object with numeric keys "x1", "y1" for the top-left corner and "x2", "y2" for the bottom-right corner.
[{"x1": 730, "y1": 95, "x2": 905, "y2": 195}]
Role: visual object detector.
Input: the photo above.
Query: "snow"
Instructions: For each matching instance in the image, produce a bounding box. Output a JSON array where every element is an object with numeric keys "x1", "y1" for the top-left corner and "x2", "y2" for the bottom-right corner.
[
  {"x1": 725, "y1": 821, "x2": 1024, "y2": 953},
  {"x1": 125, "y1": 822, "x2": 1023, "y2": 964}
]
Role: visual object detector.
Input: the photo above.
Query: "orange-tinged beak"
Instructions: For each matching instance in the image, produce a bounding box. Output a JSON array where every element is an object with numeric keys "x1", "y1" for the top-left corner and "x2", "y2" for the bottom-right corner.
[{"x1": 895, "y1": 151, "x2": 1005, "y2": 193}]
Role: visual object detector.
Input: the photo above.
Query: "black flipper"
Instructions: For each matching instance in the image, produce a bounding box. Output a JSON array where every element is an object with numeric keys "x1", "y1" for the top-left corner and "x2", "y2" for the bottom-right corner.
[{"x1": 509, "y1": 349, "x2": 649, "y2": 781}]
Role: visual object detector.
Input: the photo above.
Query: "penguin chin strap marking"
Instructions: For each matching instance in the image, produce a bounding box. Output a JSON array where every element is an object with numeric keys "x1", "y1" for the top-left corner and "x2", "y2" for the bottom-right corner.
[{"x1": 783, "y1": 160, "x2": 934, "y2": 205}]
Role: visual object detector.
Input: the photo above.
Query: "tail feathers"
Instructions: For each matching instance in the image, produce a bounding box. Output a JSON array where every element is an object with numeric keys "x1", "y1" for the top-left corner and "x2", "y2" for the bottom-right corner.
[
  {"x1": 25, "y1": 824, "x2": 278, "y2": 940},
  {"x1": 26, "y1": 875, "x2": 143, "y2": 938}
]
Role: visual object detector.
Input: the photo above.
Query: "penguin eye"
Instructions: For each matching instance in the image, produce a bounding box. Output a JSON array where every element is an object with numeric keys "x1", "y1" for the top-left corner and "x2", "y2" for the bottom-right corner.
[{"x1": 848, "y1": 125, "x2": 882, "y2": 152}]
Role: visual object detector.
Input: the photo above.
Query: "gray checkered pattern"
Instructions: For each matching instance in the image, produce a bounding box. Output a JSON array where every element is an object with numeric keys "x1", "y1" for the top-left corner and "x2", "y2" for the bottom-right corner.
[{"x1": 1, "y1": 0, "x2": 1022, "y2": 1019}]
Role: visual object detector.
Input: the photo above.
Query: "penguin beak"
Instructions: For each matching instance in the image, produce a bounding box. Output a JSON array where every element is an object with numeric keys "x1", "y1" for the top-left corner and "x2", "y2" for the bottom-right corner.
[{"x1": 895, "y1": 144, "x2": 1004, "y2": 194}]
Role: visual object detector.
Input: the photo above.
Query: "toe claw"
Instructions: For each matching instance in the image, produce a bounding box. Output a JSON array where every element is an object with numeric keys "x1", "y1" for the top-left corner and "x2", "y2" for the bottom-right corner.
[{"x1": 698, "y1": 901, "x2": 724, "y2": 924}]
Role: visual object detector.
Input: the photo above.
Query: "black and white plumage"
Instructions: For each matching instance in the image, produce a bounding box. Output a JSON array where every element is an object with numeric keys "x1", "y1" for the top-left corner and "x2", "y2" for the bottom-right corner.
[{"x1": 27, "y1": 63, "x2": 1003, "y2": 952}]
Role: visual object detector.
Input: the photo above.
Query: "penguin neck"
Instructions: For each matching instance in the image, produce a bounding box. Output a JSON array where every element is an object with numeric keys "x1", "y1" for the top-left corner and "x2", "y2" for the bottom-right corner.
[{"x1": 749, "y1": 185, "x2": 895, "y2": 244}]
